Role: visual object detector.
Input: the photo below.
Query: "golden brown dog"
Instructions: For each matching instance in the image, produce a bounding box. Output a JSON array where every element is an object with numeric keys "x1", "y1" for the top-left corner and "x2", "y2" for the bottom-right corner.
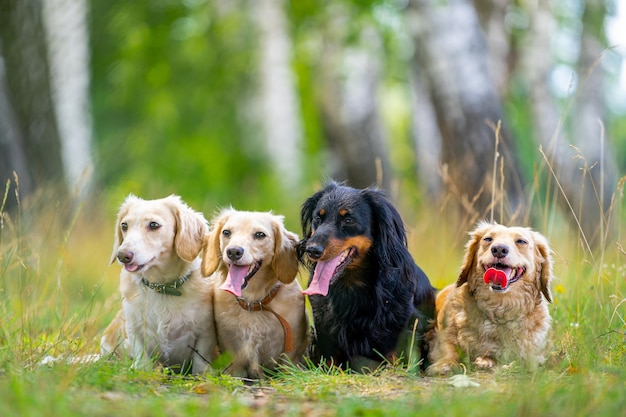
[
  {"x1": 100, "y1": 195, "x2": 216, "y2": 374},
  {"x1": 426, "y1": 221, "x2": 553, "y2": 375},
  {"x1": 202, "y1": 208, "x2": 308, "y2": 379}
]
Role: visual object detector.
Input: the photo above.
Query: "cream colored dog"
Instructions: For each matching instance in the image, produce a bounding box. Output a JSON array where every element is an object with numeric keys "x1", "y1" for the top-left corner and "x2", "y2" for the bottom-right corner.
[
  {"x1": 100, "y1": 195, "x2": 216, "y2": 374},
  {"x1": 427, "y1": 221, "x2": 553, "y2": 375},
  {"x1": 202, "y1": 209, "x2": 309, "y2": 379}
]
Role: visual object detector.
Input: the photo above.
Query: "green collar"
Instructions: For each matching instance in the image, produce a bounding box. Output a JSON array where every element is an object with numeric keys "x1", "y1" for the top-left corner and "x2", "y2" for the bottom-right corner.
[{"x1": 141, "y1": 272, "x2": 192, "y2": 296}]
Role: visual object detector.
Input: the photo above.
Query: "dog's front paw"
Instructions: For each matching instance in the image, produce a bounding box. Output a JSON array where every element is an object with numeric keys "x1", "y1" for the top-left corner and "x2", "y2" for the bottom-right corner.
[
  {"x1": 426, "y1": 360, "x2": 459, "y2": 376},
  {"x1": 473, "y1": 356, "x2": 496, "y2": 370}
]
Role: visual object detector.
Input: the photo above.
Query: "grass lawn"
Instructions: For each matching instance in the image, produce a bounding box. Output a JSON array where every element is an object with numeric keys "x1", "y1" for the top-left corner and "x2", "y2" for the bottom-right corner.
[{"x1": 1, "y1": 194, "x2": 624, "y2": 417}]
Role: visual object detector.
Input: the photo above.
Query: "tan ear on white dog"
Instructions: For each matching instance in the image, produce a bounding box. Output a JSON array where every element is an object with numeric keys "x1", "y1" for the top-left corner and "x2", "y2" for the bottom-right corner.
[
  {"x1": 109, "y1": 194, "x2": 142, "y2": 265},
  {"x1": 167, "y1": 195, "x2": 209, "y2": 263},
  {"x1": 270, "y1": 216, "x2": 300, "y2": 284},
  {"x1": 532, "y1": 231, "x2": 553, "y2": 303},
  {"x1": 201, "y1": 210, "x2": 230, "y2": 277},
  {"x1": 456, "y1": 221, "x2": 493, "y2": 288}
]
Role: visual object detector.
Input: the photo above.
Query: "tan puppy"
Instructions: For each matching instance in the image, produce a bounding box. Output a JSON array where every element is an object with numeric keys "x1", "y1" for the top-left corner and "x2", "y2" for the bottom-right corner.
[
  {"x1": 427, "y1": 221, "x2": 553, "y2": 375},
  {"x1": 100, "y1": 195, "x2": 216, "y2": 374},
  {"x1": 202, "y1": 209, "x2": 308, "y2": 379}
]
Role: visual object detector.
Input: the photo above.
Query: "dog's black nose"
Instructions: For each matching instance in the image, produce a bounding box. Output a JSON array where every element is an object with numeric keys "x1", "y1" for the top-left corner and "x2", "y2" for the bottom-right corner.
[
  {"x1": 117, "y1": 250, "x2": 134, "y2": 264},
  {"x1": 226, "y1": 246, "x2": 244, "y2": 261},
  {"x1": 491, "y1": 244, "x2": 509, "y2": 258},
  {"x1": 306, "y1": 245, "x2": 324, "y2": 260}
]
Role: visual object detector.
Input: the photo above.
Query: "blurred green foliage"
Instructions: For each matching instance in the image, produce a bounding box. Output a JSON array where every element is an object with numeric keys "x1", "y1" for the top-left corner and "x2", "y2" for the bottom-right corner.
[
  {"x1": 90, "y1": 0, "x2": 426, "y2": 222},
  {"x1": 89, "y1": 0, "x2": 626, "y2": 226},
  {"x1": 91, "y1": 0, "x2": 286, "y2": 214}
]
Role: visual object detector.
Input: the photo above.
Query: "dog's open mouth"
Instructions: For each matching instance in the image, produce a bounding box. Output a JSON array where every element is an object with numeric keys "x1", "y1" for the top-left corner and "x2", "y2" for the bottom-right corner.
[
  {"x1": 124, "y1": 263, "x2": 144, "y2": 272},
  {"x1": 220, "y1": 261, "x2": 262, "y2": 297},
  {"x1": 123, "y1": 257, "x2": 155, "y2": 273},
  {"x1": 302, "y1": 247, "x2": 355, "y2": 297},
  {"x1": 483, "y1": 262, "x2": 526, "y2": 292}
]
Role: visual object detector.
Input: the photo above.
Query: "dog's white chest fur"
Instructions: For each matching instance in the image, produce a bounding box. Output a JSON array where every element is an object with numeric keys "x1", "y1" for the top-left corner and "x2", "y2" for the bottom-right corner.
[{"x1": 122, "y1": 274, "x2": 213, "y2": 370}]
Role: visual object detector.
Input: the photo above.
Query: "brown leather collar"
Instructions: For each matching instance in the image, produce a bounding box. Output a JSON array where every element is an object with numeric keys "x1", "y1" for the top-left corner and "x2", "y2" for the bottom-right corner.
[{"x1": 235, "y1": 284, "x2": 294, "y2": 353}]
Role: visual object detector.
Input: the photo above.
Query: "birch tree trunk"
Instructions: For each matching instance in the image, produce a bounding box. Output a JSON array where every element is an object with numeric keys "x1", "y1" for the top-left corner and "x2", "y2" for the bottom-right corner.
[
  {"x1": 472, "y1": 0, "x2": 512, "y2": 95},
  {"x1": 410, "y1": 68, "x2": 442, "y2": 199},
  {"x1": 0, "y1": 46, "x2": 35, "y2": 199},
  {"x1": 42, "y1": 0, "x2": 94, "y2": 198},
  {"x1": 522, "y1": 0, "x2": 560, "y2": 163},
  {"x1": 522, "y1": 0, "x2": 618, "y2": 248},
  {"x1": 407, "y1": 0, "x2": 526, "y2": 224},
  {"x1": 0, "y1": 0, "x2": 65, "y2": 201},
  {"x1": 571, "y1": 0, "x2": 619, "y2": 246},
  {"x1": 318, "y1": 24, "x2": 392, "y2": 191},
  {"x1": 252, "y1": 0, "x2": 303, "y2": 190}
]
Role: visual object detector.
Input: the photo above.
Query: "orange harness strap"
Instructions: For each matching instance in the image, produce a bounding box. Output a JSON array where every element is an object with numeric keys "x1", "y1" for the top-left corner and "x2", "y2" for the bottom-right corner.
[{"x1": 235, "y1": 285, "x2": 295, "y2": 353}]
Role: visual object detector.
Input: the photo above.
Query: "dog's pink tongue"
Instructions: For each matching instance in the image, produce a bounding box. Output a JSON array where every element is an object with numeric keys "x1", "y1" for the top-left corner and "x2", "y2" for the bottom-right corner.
[
  {"x1": 303, "y1": 254, "x2": 344, "y2": 296},
  {"x1": 124, "y1": 263, "x2": 140, "y2": 272},
  {"x1": 220, "y1": 265, "x2": 248, "y2": 297},
  {"x1": 483, "y1": 267, "x2": 509, "y2": 288}
]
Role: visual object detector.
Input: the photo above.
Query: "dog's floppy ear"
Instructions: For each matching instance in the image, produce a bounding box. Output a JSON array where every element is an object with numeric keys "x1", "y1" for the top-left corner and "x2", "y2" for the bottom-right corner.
[
  {"x1": 532, "y1": 230, "x2": 553, "y2": 303},
  {"x1": 201, "y1": 209, "x2": 230, "y2": 276},
  {"x1": 457, "y1": 221, "x2": 493, "y2": 287},
  {"x1": 299, "y1": 191, "x2": 319, "y2": 239},
  {"x1": 169, "y1": 195, "x2": 209, "y2": 263},
  {"x1": 361, "y1": 187, "x2": 408, "y2": 268},
  {"x1": 271, "y1": 215, "x2": 300, "y2": 283},
  {"x1": 110, "y1": 194, "x2": 141, "y2": 265}
]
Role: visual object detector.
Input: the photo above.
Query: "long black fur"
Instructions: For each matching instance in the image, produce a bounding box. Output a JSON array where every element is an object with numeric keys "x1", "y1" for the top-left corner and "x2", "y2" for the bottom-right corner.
[{"x1": 297, "y1": 181, "x2": 435, "y2": 370}]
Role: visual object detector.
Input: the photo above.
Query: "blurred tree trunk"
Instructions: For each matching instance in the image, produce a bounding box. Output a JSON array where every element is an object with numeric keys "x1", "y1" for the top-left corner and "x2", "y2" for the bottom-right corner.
[
  {"x1": 522, "y1": 0, "x2": 618, "y2": 248},
  {"x1": 0, "y1": 0, "x2": 65, "y2": 205},
  {"x1": 521, "y1": 0, "x2": 559, "y2": 163},
  {"x1": 407, "y1": 0, "x2": 525, "y2": 225},
  {"x1": 410, "y1": 69, "x2": 442, "y2": 199},
  {"x1": 570, "y1": 0, "x2": 619, "y2": 246},
  {"x1": 0, "y1": 45, "x2": 34, "y2": 199},
  {"x1": 252, "y1": 0, "x2": 302, "y2": 190},
  {"x1": 471, "y1": 0, "x2": 512, "y2": 95},
  {"x1": 43, "y1": 0, "x2": 94, "y2": 199},
  {"x1": 318, "y1": 21, "x2": 391, "y2": 191}
]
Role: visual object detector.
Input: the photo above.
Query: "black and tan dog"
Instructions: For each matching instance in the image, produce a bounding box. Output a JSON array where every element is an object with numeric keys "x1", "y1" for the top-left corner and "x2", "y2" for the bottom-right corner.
[{"x1": 297, "y1": 181, "x2": 435, "y2": 371}]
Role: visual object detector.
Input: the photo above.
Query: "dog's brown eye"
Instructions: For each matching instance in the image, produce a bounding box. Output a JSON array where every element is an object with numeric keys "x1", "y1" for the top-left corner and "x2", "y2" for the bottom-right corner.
[
  {"x1": 121, "y1": 222, "x2": 128, "y2": 231},
  {"x1": 483, "y1": 237, "x2": 493, "y2": 242},
  {"x1": 254, "y1": 231, "x2": 266, "y2": 239},
  {"x1": 222, "y1": 229, "x2": 231, "y2": 237},
  {"x1": 516, "y1": 239, "x2": 528, "y2": 245},
  {"x1": 149, "y1": 222, "x2": 160, "y2": 230}
]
